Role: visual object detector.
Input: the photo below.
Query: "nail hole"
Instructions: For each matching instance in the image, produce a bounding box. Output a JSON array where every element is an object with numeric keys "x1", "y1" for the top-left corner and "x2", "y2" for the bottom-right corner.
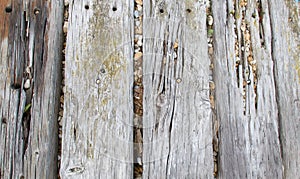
[
  {"x1": 5, "y1": 6, "x2": 12, "y2": 13},
  {"x1": 159, "y1": 9, "x2": 164, "y2": 13},
  {"x1": 2, "y1": 118, "x2": 7, "y2": 124},
  {"x1": 112, "y1": 7, "x2": 117, "y2": 11},
  {"x1": 84, "y1": 5, "x2": 89, "y2": 10},
  {"x1": 100, "y1": 68, "x2": 106, "y2": 73},
  {"x1": 186, "y1": 9, "x2": 192, "y2": 13},
  {"x1": 34, "y1": 8, "x2": 40, "y2": 15}
]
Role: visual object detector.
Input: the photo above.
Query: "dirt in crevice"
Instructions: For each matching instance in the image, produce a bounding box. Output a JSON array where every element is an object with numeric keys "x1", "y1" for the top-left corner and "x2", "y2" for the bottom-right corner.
[
  {"x1": 206, "y1": 0, "x2": 218, "y2": 178},
  {"x1": 57, "y1": 1, "x2": 69, "y2": 178},
  {"x1": 133, "y1": 0, "x2": 143, "y2": 178}
]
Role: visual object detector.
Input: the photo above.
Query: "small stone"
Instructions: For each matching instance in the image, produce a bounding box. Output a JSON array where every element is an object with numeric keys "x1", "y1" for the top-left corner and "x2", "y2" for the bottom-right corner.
[
  {"x1": 135, "y1": 20, "x2": 140, "y2": 26},
  {"x1": 207, "y1": 15, "x2": 214, "y2": 26},
  {"x1": 135, "y1": 0, "x2": 143, "y2": 5},
  {"x1": 176, "y1": 78, "x2": 182, "y2": 83},
  {"x1": 214, "y1": 162, "x2": 218, "y2": 172},
  {"x1": 24, "y1": 79, "x2": 31, "y2": 89},
  {"x1": 210, "y1": 95, "x2": 215, "y2": 108},
  {"x1": 245, "y1": 31, "x2": 251, "y2": 41},
  {"x1": 64, "y1": 0, "x2": 69, "y2": 6},
  {"x1": 173, "y1": 41, "x2": 178, "y2": 49},
  {"x1": 247, "y1": 79, "x2": 251, "y2": 84},
  {"x1": 134, "y1": 10, "x2": 140, "y2": 18},
  {"x1": 134, "y1": 48, "x2": 140, "y2": 53},
  {"x1": 213, "y1": 151, "x2": 218, "y2": 157},
  {"x1": 137, "y1": 39, "x2": 142, "y2": 47},
  {"x1": 209, "y1": 81, "x2": 215, "y2": 90},
  {"x1": 134, "y1": 52, "x2": 143, "y2": 59},
  {"x1": 241, "y1": 23, "x2": 246, "y2": 31},
  {"x1": 63, "y1": 21, "x2": 68, "y2": 33},
  {"x1": 137, "y1": 5, "x2": 142, "y2": 11},
  {"x1": 137, "y1": 157, "x2": 142, "y2": 165},
  {"x1": 60, "y1": 95, "x2": 64, "y2": 103},
  {"x1": 245, "y1": 46, "x2": 250, "y2": 52},
  {"x1": 59, "y1": 110, "x2": 63, "y2": 117},
  {"x1": 96, "y1": 79, "x2": 101, "y2": 84},
  {"x1": 208, "y1": 47, "x2": 214, "y2": 55}
]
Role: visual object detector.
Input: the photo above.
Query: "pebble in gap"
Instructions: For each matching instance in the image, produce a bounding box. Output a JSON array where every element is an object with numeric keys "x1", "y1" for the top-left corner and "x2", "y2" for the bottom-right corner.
[{"x1": 207, "y1": 15, "x2": 213, "y2": 26}]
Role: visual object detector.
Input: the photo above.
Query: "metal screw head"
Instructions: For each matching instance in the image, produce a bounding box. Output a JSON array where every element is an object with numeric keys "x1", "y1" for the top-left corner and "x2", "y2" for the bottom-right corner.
[
  {"x1": 96, "y1": 78, "x2": 101, "y2": 84},
  {"x1": 176, "y1": 78, "x2": 182, "y2": 83}
]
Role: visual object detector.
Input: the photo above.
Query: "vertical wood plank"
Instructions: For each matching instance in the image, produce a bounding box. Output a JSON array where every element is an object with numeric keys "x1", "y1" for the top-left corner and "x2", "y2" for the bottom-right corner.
[
  {"x1": 60, "y1": 0, "x2": 134, "y2": 178},
  {"x1": 0, "y1": 0, "x2": 64, "y2": 178},
  {"x1": 210, "y1": 0, "x2": 298, "y2": 178},
  {"x1": 142, "y1": 0, "x2": 213, "y2": 178},
  {"x1": 268, "y1": 1, "x2": 300, "y2": 178},
  {"x1": 23, "y1": 1, "x2": 64, "y2": 178}
]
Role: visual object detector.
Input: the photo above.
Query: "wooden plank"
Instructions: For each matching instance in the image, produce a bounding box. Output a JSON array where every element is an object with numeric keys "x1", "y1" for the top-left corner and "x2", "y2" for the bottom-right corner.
[
  {"x1": 60, "y1": 0, "x2": 134, "y2": 178},
  {"x1": 210, "y1": 0, "x2": 299, "y2": 178},
  {"x1": 0, "y1": 0, "x2": 64, "y2": 178},
  {"x1": 142, "y1": 0, "x2": 213, "y2": 178},
  {"x1": 268, "y1": 1, "x2": 300, "y2": 178}
]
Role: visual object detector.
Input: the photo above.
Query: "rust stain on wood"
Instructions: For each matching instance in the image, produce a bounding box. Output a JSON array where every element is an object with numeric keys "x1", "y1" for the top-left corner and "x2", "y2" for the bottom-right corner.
[{"x1": 0, "y1": 0, "x2": 10, "y2": 40}]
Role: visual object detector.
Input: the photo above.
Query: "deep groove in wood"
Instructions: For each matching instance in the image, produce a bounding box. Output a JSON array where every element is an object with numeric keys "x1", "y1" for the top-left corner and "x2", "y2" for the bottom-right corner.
[
  {"x1": 133, "y1": 0, "x2": 143, "y2": 178},
  {"x1": 57, "y1": 1, "x2": 69, "y2": 178},
  {"x1": 207, "y1": 1, "x2": 218, "y2": 177}
]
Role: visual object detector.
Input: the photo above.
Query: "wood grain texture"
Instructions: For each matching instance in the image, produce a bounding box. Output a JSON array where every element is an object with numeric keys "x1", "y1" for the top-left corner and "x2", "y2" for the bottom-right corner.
[
  {"x1": 142, "y1": 0, "x2": 213, "y2": 178},
  {"x1": 60, "y1": 0, "x2": 134, "y2": 178},
  {"x1": 0, "y1": 0, "x2": 64, "y2": 178},
  {"x1": 268, "y1": 1, "x2": 300, "y2": 178},
  {"x1": 212, "y1": 0, "x2": 299, "y2": 178}
]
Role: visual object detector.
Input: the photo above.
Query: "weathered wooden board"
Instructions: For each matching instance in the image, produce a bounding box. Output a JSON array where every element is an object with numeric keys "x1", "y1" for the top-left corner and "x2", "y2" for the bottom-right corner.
[
  {"x1": 60, "y1": 0, "x2": 134, "y2": 178},
  {"x1": 1, "y1": 0, "x2": 298, "y2": 178},
  {"x1": 268, "y1": 1, "x2": 300, "y2": 178},
  {"x1": 0, "y1": 0, "x2": 64, "y2": 178},
  {"x1": 142, "y1": 0, "x2": 213, "y2": 178},
  {"x1": 211, "y1": 0, "x2": 299, "y2": 178}
]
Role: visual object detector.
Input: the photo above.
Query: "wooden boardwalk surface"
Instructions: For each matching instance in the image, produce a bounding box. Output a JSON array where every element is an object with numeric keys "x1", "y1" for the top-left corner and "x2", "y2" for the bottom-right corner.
[{"x1": 0, "y1": 0, "x2": 299, "y2": 178}]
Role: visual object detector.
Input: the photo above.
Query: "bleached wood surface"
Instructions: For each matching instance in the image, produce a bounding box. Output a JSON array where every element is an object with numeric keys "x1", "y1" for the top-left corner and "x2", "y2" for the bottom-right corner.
[
  {"x1": 212, "y1": 0, "x2": 299, "y2": 178},
  {"x1": 142, "y1": 0, "x2": 213, "y2": 178},
  {"x1": 60, "y1": 0, "x2": 134, "y2": 178},
  {"x1": 0, "y1": 0, "x2": 64, "y2": 178},
  {"x1": 0, "y1": 0, "x2": 299, "y2": 178}
]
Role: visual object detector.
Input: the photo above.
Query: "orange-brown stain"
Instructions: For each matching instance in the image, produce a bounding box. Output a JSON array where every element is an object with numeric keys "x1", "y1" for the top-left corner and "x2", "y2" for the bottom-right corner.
[{"x1": 0, "y1": 0, "x2": 11, "y2": 41}]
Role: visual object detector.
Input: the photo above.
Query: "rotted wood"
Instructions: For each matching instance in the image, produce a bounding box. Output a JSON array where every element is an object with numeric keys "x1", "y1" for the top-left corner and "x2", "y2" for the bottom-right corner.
[
  {"x1": 211, "y1": 0, "x2": 299, "y2": 178},
  {"x1": 0, "y1": 0, "x2": 64, "y2": 178},
  {"x1": 142, "y1": 0, "x2": 213, "y2": 178},
  {"x1": 60, "y1": 0, "x2": 134, "y2": 178}
]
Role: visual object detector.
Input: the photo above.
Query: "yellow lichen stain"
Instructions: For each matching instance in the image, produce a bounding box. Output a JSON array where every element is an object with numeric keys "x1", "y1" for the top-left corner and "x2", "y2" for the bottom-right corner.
[
  {"x1": 101, "y1": 97, "x2": 109, "y2": 106},
  {"x1": 102, "y1": 52, "x2": 125, "y2": 79}
]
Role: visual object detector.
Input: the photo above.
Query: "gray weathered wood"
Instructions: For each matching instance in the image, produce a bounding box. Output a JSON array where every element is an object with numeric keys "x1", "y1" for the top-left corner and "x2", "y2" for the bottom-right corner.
[
  {"x1": 142, "y1": 0, "x2": 213, "y2": 178},
  {"x1": 268, "y1": 1, "x2": 300, "y2": 178},
  {"x1": 60, "y1": 0, "x2": 134, "y2": 178},
  {"x1": 0, "y1": 0, "x2": 64, "y2": 178},
  {"x1": 212, "y1": 0, "x2": 299, "y2": 178},
  {"x1": 1, "y1": 0, "x2": 298, "y2": 178}
]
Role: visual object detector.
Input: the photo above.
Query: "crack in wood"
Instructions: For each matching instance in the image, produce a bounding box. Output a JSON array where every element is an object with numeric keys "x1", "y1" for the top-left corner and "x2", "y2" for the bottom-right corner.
[
  {"x1": 207, "y1": 0, "x2": 218, "y2": 177},
  {"x1": 133, "y1": 0, "x2": 144, "y2": 178}
]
